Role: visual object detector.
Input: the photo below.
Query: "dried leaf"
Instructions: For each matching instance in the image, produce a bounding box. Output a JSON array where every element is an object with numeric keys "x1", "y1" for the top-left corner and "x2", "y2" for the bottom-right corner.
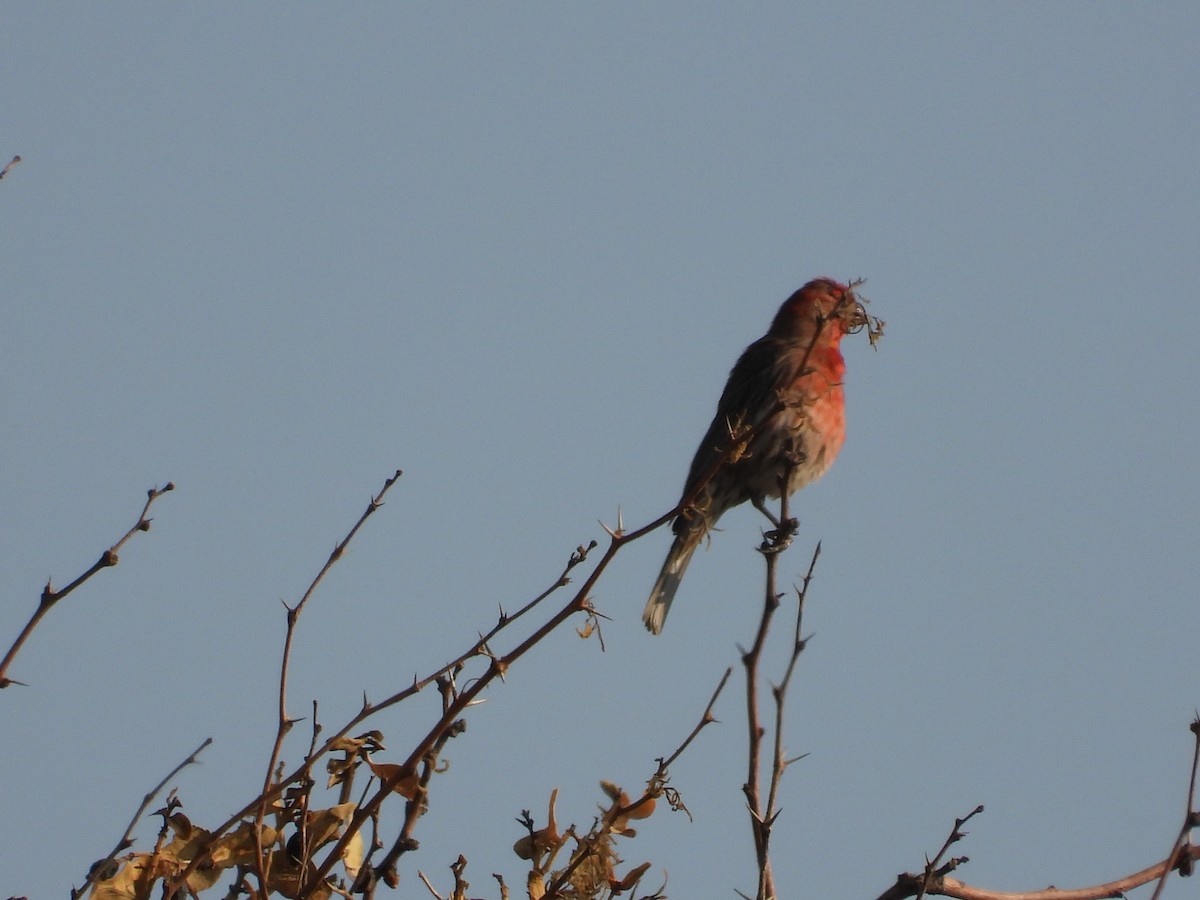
[
  {"x1": 209, "y1": 820, "x2": 276, "y2": 869},
  {"x1": 514, "y1": 789, "x2": 560, "y2": 861},
  {"x1": 90, "y1": 855, "x2": 151, "y2": 900},
  {"x1": 342, "y1": 828, "x2": 364, "y2": 879},
  {"x1": 611, "y1": 861, "x2": 652, "y2": 894},
  {"x1": 365, "y1": 757, "x2": 420, "y2": 799},
  {"x1": 302, "y1": 802, "x2": 357, "y2": 853}
]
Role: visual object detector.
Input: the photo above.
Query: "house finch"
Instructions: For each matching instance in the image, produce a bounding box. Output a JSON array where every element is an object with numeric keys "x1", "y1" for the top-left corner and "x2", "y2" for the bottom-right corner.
[{"x1": 644, "y1": 278, "x2": 869, "y2": 634}]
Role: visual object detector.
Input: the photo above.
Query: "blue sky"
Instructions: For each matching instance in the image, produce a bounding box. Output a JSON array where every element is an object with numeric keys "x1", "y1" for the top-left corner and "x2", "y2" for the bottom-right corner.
[{"x1": 2, "y1": 5, "x2": 1198, "y2": 898}]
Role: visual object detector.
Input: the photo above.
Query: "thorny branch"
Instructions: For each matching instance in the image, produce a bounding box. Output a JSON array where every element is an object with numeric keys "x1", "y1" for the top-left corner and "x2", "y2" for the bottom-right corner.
[
  {"x1": 253, "y1": 470, "x2": 404, "y2": 894},
  {"x1": 1148, "y1": 713, "x2": 1200, "y2": 900},
  {"x1": 0, "y1": 482, "x2": 175, "y2": 689},
  {"x1": 875, "y1": 844, "x2": 1200, "y2": 900},
  {"x1": 165, "y1": 443, "x2": 762, "y2": 896},
  {"x1": 662, "y1": 667, "x2": 732, "y2": 773},
  {"x1": 764, "y1": 544, "x2": 819, "y2": 839},
  {"x1": 739, "y1": 451, "x2": 819, "y2": 900},
  {"x1": 876, "y1": 780, "x2": 1200, "y2": 900},
  {"x1": 916, "y1": 805, "x2": 985, "y2": 900}
]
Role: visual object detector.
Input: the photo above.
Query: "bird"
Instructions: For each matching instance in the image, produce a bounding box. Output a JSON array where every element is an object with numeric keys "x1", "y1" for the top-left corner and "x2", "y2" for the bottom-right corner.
[{"x1": 643, "y1": 278, "x2": 869, "y2": 634}]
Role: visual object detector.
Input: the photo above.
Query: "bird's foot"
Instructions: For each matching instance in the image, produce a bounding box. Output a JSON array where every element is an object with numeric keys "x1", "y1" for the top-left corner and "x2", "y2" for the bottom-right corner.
[{"x1": 760, "y1": 517, "x2": 798, "y2": 553}]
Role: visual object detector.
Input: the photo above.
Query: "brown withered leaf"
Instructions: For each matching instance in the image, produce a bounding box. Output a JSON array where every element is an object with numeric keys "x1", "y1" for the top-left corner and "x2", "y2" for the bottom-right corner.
[
  {"x1": 158, "y1": 814, "x2": 224, "y2": 892},
  {"x1": 90, "y1": 855, "x2": 151, "y2": 900},
  {"x1": 268, "y1": 809, "x2": 353, "y2": 900},
  {"x1": 327, "y1": 731, "x2": 386, "y2": 789},
  {"x1": 325, "y1": 754, "x2": 355, "y2": 789},
  {"x1": 342, "y1": 828, "x2": 364, "y2": 879},
  {"x1": 513, "y1": 824, "x2": 558, "y2": 862},
  {"x1": 209, "y1": 820, "x2": 277, "y2": 870},
  {"x1": 330, "y1": 730, "x2": 385, "y2": 754},
  {"x1": 610, "y1": 861, "x2": 651, "y2": 894},
  {"x1": 365, "y1": 756, "x2": 420, "y2": 799},
  {"x1": 514, "y1": 788, "x2": 560, "y2": 861},
  {"x1": 301, "y1": 802, "x2": 357, "y2": 854},
  {"x1": 268, "y1": 856, "x2": 332, "y2": 900}
]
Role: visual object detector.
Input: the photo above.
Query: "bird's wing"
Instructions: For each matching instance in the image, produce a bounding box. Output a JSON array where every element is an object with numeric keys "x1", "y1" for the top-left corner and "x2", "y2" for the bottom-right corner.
[{"x1": 680, "y1": 336, "x2": 784, "y2": 496}]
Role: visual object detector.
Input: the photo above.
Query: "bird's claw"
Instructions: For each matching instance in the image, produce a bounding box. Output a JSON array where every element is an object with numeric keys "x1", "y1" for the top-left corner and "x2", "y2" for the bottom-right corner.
[{"x1": 760, "y1": 517, "x2": 799, "y2": 552}]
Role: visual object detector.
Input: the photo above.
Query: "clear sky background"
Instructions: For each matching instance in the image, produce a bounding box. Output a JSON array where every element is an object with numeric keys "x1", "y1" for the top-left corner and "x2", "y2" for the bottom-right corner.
[{"x1": 3, "y1": 5, "x2": 1198, "y2": 898}]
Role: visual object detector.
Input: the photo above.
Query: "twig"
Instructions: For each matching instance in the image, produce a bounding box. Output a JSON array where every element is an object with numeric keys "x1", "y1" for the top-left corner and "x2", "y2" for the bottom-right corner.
[
  {"x1": 877, "y1": 844, "x2": 1200, "y2": 900},
  {"x1": 877, "y1": 775, "x2": 1200, "y2": 900},
  {"x1": 1149, "y1": 713, "x2": 1200, "y2": 900},
  {"x1": 764, "y1": 545, "x2": 819, "y2": 828},
  {"x1": 739, "y1": 458, "x2": 805, "y2": 900},
  {"x1": 254, "y1": 470, "x2": 403, "y2": 894},
  {"x1": 881, "y1": 718, "x2": 1200, "y2": 900},
  {"x1": 0, "y1": 154, "x2": 20, "y2": 181},
  {"x1": 351, "y1": 537, "x2": 599, "y2": 723},
  {"x1": 660, "y1": 667, "x2": 732, "y2": 772},
  {"x1": 1, "y1": 482, "x2": 175, "y2": 689},
  {"x1": 72, "y1": 737, "x2": 212, "y2": 898},
  {"x1": 916, "y1": 805, "x2": 984, "y2": 900},
  {"x1": 417, "y1": 870, "x2": 445, "y2": 899}
]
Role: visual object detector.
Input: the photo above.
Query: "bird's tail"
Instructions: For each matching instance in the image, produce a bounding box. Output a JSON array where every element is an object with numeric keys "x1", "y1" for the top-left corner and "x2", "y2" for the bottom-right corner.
[{"x1": 643, "y1": 533, "x2": 700, "y2": 634}]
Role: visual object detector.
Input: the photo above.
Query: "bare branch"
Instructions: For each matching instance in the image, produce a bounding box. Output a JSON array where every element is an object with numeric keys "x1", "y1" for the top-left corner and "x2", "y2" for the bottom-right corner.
[
  {"x1": 764, "y1": 544, "x2": 819, "y2": 826},
  {"x1": 1, "y1": 482, "x2": 175, "y2": 689},
  {"x1": 659, "y1": 667, "x2": 732, "y2": 773},
  {"x1": 740, "y1": 455, "x2": 807, "y2": 900},
  {"x1": 916, "y1": 805, "x2": 985, "y2": 900},
  {"x1": 878, "y1": 843, "x2": 1200, "y2": 900},
  {"x1": 1149, "y1": 713, "x2": 1200, "y2": 900},
  {"x1": 254, "y1": 470, "x2": 403, "y2": 892}
]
